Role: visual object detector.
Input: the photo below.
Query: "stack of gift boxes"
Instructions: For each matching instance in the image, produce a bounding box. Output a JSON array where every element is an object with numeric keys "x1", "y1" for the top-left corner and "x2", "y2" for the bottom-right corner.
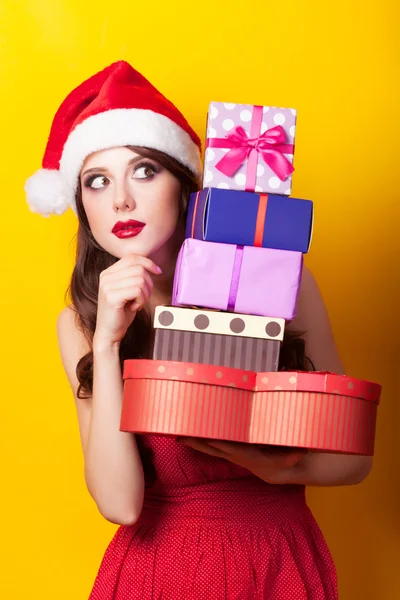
[
  {"x1": 121, "y1": 100, "x2": 383, "y2": 456},
  {"x1": 152, "y1": 101, "x2": 313, "y2": 371}
]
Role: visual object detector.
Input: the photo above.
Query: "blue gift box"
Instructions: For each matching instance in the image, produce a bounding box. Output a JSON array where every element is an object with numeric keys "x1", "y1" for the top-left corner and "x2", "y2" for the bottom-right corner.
[{"x1": 186, "y1": 188, "x2": 313, "y2": 253}]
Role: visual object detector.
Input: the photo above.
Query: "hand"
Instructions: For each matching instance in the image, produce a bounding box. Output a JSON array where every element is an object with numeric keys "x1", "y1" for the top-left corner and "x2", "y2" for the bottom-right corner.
[
  {"x1": 93, "y1": 254, "x2": 162, "y2": 348},
  {"x1": 177, "y1": 438, "x2": 308, "y2": 484}
]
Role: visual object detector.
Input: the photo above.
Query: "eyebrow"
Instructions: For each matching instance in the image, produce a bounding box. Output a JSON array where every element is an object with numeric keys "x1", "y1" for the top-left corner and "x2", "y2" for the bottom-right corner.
[{"x1": 81, "y1": 155, "x2": 147, "y2": 177}]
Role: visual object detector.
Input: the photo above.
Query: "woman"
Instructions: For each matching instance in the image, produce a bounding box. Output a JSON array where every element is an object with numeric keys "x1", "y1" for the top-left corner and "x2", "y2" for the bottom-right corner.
[{"x1": 25, "y1": 61, "x2": 371, "y2": 599}]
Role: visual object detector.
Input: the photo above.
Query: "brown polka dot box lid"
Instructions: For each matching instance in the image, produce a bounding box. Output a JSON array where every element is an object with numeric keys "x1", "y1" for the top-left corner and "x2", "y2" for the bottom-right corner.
[
  {"x1": 154, "y1": 306, "x2": 285, "y2": 340},
  {"x1": 121, "y1": 360, "x2": 382, "y2": 455}
]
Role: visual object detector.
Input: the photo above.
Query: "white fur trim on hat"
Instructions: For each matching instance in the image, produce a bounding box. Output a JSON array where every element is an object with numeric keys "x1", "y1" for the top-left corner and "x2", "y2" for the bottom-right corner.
[
  {"x1": 24, "y1": 169, "x2": 73, "y2": 217},
  {"x1": 26, "y1": 108, "x2": 202, "y2": 216},
  {"x1": 60, "y1": 108, "x2": 202, "y2": 193}
]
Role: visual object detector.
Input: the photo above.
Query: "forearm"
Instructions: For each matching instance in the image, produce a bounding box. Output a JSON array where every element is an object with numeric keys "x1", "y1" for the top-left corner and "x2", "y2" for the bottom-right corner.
[
  {"x1": 260, "y1": 452, "x2": 373, "y2": 487},
  {"x1": 85, "y1": 341, "x2": 144, "y2": 524}
]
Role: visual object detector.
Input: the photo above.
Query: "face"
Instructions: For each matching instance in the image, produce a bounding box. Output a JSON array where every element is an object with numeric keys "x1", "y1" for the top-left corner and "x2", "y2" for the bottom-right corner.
[{"x1": 80, "y1": 147, "x2": 182, "y2": 265}]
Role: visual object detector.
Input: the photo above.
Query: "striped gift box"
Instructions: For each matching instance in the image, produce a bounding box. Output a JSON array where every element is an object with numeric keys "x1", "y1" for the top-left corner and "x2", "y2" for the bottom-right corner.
[
  {"x1": 152, "y1": 306, "x2": 285, "y2": 371},
  {"x1": 121, "y1": 360, "x2": 382, "y2": 456}
]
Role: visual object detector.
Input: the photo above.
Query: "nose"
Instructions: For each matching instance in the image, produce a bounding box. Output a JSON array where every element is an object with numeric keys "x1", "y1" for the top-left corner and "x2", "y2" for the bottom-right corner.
[{"x1": 113, "y1": 181, "x2": 136, "y2": 212}]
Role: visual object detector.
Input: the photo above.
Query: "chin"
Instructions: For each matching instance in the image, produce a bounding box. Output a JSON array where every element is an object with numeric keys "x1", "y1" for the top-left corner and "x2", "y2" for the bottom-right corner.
[
  {"x1": 113, "y1": 241, "x2": 164, "y2": 261},
  {"x1": 105, "y1": 235, "x2": 147, "y2": 259}
]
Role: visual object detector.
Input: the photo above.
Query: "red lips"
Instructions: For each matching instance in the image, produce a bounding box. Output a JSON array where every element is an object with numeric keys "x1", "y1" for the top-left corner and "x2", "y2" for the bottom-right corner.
[
  {"x1": 112, "y1": 219, "x2": 146, "y2": 233},
  {"x1": 112, "y1": 219, "x2": 146, "y2": 239}
]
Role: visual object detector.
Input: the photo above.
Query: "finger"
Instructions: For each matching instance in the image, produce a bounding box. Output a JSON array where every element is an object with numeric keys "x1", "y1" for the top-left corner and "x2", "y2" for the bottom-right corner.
[
  {"x1": 204, "y1": 442, "x2": 305, "y2": 471},
  {"x1": 277, "y1": 451, "x2": 307, "y2": 468},
  {"x1": 133, "y1": 270, "x2": 153, "y2": 303},
  {"x1": 104, "y1": 286, "x2": 145, "y2": 311},
  {"x1": 103, "y1": 285, "x2": 148, "y2": 313},
  {"x1": 141, "y1": 275, "x2": 153, "y2": 305},
  {"x1": 101, "y1": 264, "x2": 156, "y2": 285},
  {"x1": 104, "y1": 255, "x2": 162, "y2": 276},
  {"x1": 129, "y1": 288, "x2": 148, "y2": 312},
  {"x1": 130, "y1": 295, "x2": 147, "y2": 312},
  {"x1": 259, "y1": 445, "x2": 308, "y2": 461},
  {"x1": 257, "y1": 450, "x2": 306, "y2": 470},
  {"x1": 103, "y1": 270, "x2": 154, "y2": 299},
  {"x1": 131, "y1": 274, "x2": 154, "y2": 310},
  {"x1": 258, "y1": 444, "x2": 307, "y2": 455},
  {"x1": 204, "y1": 439, "x2": 257, "y2": 457},
  {"x1": 206, "y1": 440, "x2": 278, "y2": 467},
  {"x1": 177, "y1": 437, "x2": 228, "y2": 459}
]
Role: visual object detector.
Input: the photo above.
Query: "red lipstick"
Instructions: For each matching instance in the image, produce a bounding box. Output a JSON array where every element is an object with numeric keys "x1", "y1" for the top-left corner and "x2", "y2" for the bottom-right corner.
[{"x1": 112, "y1": 219, "x2": 146, "y2": 239}]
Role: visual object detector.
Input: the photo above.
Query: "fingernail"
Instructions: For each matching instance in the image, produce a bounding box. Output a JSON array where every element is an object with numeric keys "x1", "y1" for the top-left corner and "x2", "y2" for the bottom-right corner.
[{"x1": 156, "y1": 266, "x2": 163, "y2": 274}]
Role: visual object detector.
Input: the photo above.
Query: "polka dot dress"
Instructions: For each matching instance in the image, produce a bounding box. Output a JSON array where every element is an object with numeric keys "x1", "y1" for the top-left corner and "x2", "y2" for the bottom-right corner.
[{"x1": 88, "y1": 435, "x2": 337, "y2": 599}]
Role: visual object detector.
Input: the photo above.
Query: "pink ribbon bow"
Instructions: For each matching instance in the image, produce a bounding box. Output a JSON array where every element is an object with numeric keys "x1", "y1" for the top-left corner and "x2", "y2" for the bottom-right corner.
[{"x1": 206, "y1": 124, "x2": 294, "y2": 190}]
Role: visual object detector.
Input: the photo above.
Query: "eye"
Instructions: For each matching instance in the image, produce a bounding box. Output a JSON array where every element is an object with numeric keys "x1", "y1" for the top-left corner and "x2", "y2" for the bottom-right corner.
[
  {"x1": 133, "y1": 163, "x2": 158, "y2": 180},
  {"x1": 85, "y1": 175, "x2": 109, "y2": 189}
]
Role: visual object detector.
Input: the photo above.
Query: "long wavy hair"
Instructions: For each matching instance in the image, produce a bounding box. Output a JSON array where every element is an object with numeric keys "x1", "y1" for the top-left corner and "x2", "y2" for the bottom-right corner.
[{"x1": 65, "y1": 146, "x2": 312, "y2": 399}]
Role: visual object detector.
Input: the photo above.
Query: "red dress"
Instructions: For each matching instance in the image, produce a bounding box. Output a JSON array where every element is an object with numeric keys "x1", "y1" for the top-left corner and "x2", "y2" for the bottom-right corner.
[{"x1": 89, "y1": 435, "x2": 337, "y2": 599}]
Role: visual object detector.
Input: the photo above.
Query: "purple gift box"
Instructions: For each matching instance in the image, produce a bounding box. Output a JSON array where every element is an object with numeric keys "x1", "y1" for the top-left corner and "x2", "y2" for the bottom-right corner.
[
  {"x1": 204, "y1": 102, "x2": 296, "y2": 195},
  {"x1": 172, "y1": 238, "x2": 303, "y2": 320},
  {"x1": 186, "y1": 188, "x2": 313, "y2": 253}
]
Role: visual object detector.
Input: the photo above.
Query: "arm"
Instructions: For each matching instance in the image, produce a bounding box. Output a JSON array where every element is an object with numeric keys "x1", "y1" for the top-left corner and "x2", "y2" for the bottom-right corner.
[
  {"x1": 56, "y1": 306, "x2": 144, "y2": 525},
  {"x1": 181, "y1": 267, "x2": 373, "y2": 487},
  {"x1": 282, "y1": 266, "x2": 373, "y2": 486}
]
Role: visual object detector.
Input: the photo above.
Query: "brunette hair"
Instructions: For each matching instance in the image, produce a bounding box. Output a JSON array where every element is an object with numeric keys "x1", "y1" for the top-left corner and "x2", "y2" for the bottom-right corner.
[{"x1": 65, "y1": 146, "x2": 312, "y2": 399}]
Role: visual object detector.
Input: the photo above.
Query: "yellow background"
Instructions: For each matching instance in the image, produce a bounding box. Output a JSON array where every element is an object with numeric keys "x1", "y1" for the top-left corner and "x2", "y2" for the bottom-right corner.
[{"x1": 0, "y1": 0, "x2": 398, "y2": 597}]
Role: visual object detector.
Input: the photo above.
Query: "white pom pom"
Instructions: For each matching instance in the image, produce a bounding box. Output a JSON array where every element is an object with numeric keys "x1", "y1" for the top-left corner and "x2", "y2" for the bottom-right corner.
[{"x1": 24, "y1": 169, "x2": 72, "y2": 217}]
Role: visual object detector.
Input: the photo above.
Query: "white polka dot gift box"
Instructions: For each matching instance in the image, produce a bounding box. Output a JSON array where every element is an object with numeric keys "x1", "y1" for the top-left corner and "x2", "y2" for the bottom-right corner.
[
  {"x1": 120, "y1": 360, "x2": 382, "y2": 455},
  {"x1": 152, "y1": 306, "x2": 285, "y2": 372},
  {"x1": 204, "y1": 102, "x2": 296, "y2": 195},
  {"x1": 186, "y1": 188, "x2": 313, "y2": 253}
]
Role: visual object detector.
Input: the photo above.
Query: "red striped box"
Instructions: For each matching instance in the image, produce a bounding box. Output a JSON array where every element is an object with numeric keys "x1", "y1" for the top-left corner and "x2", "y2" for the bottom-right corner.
[{"x1": 120, "y1": 360, "x2": 382, "y2": 456}]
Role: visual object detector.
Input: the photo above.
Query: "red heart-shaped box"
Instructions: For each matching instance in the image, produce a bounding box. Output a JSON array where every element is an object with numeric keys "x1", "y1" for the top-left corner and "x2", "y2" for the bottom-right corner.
[{"x1": 120, "y1": 360, "x2": 381, "y2": 455}]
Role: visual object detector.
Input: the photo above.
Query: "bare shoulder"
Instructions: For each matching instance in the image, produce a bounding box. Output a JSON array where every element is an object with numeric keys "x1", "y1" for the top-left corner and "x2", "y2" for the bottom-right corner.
[
  {"x1": 56, "y1": 305, "x2": 91, "y2": 393},
  {"x1": 287, "y1": 265, "x2": 328, "y2": 329},
  {"x1": 286, "y1": 265, "x2": 322, "y2": 328},
  {"x1": 295, "y1": 264, "x2": 319, "y2": 300},
  {"x1": 56, "y1": 305, "x2": 92, "y2": 452},
  {"x1": 288, "y1": 265, "x2": 345, "y2": 373}
]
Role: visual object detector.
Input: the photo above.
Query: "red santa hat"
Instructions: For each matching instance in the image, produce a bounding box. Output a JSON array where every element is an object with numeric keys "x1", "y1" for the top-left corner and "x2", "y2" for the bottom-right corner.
[{"x1": 25, "y1": 61, "x2": 202, "y2": 216}]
